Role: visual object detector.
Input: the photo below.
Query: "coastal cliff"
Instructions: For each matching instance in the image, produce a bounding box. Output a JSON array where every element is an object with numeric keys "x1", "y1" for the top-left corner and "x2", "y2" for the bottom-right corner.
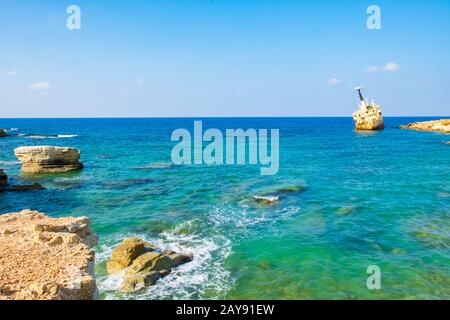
[
  {"x1": 14, "y1": 146, "x2": 83, "y2": 173},
  {"x1": 399, "y1": 119, "x2": 450, "y2": 134},
  {"x1": 0, "y1": 210, "x2": 98, "y2": 300}
]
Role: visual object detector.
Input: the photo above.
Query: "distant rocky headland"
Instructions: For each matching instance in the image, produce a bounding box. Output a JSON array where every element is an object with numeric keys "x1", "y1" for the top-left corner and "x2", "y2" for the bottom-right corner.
[{"x1": 399, "y1": 119, "x2": 450, "y2": 134}]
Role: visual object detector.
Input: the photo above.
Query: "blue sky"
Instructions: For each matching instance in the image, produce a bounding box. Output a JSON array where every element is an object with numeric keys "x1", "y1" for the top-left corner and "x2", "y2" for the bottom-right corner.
[{"x1": 0, "y1": 0, "x2": 449, "y2": 117}]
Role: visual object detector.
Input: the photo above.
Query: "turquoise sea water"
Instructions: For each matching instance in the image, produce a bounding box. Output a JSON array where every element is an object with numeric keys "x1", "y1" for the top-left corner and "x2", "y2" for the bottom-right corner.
[{"x1": 0, "y1": 117, "x2": 449, "y2": 299}]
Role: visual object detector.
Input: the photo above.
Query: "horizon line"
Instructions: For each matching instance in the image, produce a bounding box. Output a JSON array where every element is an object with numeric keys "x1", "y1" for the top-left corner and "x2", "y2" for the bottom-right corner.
[{"x1": 0, "y1": 115, "x2": 449, "y2": 120}]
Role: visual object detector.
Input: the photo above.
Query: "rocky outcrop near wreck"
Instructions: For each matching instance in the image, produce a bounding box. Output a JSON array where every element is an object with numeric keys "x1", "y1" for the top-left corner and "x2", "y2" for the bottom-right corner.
[
  {"x1": 399, "y1": 119, "x2": 450, "y2": 134},
  {"x1": 0, "y1": 210, "x2": 98, "y2": 300},
  {"x1": 107, "y1": 237, "x2": 193, "y2": 292},
  {"x1": 14, "y1": 146, "x2": 83, "y2": 173}
]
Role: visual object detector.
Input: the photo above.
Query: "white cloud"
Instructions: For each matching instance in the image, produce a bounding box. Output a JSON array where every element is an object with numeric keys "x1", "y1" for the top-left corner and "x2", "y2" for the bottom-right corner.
[
  {"x1": 29, "y1": 82, "x2": 51, "y2": 90},
  {"x1": 364, "y1": 66, "x2": 379, "y2": 73},
  {"x1": 327, "y1": 78, "x2": 342, "y2": 85},
  {"x1": 382, "y1": 62, "x2": 400, "y2": 72},
  {"x1": 364, "y1": 62, "x2": 400, "y2": 73},
  {"x1": 0, "y1": 70, "x2": 17, "y2": 76}
]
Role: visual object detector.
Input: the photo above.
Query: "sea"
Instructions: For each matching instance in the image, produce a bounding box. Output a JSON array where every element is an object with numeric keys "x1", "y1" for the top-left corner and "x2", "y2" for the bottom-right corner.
[{"x1": 0, "y1": 117, "x2": 449, "y2": 299}]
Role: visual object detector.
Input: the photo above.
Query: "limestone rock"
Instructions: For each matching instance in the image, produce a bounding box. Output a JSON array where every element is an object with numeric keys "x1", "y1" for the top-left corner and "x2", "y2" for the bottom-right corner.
[
  {"x1": 119, "y1": 271, "x2": 160, "y2": 292},
  {"x1": 352, "y1": 104, "x2": 384, "y2": 130},
  {"x1": 0, "y1": 169, "x2": 7, "y2": 186},
  {"x1": 106, "y1": 237, "x2": 156, "y2": 274},
  {"x1": 107, "y1": 237, "x2": 193, "y2": 292},
  {"x1": 14, "y1": 146, "x2": 83, "y2": 174},
  {"x1": 399, "y1": 119, "x2": 450, "y2": 134},
  {"x1": 0, "y1": 210, "x2": 98, "y2": 300},
  {"x1": 0, "y1": 129, "x2": 6, "y2": 137}
]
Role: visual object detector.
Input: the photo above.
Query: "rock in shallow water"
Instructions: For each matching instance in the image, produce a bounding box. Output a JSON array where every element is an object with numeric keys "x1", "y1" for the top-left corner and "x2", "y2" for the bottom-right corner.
[
  {"x1": 0, "y1": 210, "x2": 98, "y2": 300},
  {"x1": 14, "y1": 146, "x2": 83, "y2": 174},
  {"x1": 107, "y1": 237, "x2": 193, "y2": 292},
  {"x1": 0, "y1": 129, "x2": 6, "y2": 137}
]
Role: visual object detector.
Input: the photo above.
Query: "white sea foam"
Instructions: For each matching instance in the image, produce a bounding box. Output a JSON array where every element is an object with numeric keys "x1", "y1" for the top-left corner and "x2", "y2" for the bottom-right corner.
[
  {"x1": 0, "y1": 160, "x2": 21, "y2": 166},
  {"x1": 57, "y1": 134, "x2": 78, "y2": 138},
  {"x1": 96, "y1": 222, "x2": 233, "y2": 300}
]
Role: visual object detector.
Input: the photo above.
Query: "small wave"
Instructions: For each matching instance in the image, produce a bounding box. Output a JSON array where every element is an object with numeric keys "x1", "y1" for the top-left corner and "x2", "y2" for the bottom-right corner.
[
  {"x1": 57, "y1": 134, "x2": 78, "y2": 138},
  {"x1": 25, "y1": 134, "x2": 78, "y2": 139},
  {"x1": 0, "y1": 160, "x2": 21, "y2": 166}
]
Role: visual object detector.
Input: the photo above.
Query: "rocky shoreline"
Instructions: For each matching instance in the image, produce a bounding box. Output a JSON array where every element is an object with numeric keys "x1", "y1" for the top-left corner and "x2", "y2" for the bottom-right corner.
[
  {"x1": 399, "y1": 119, "x2": 450, "y2": 134},
  {"x1": 0, "y1": 210, "x2": 98, "y2": 300}
]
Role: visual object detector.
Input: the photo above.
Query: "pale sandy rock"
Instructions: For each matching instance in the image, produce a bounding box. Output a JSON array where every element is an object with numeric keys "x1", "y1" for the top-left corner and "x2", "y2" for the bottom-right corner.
[
  {"x1": 0, "y1": 169, "x2": 7, "y2": 186},
  {"x1": 106, "y1": 237, "x2": 156, "y2": 274},
  {"x1": 107, "y1": 237, "x2": 193, "y2": 292},
  {"x1": 0, "y1": 210, "x2": 98, "y2": 300},
  {"x1": 399, "y1": 119, "x2": 450, "y2": 134},
  {"x1": 14, "y1": 146, "x2": 83, "y2": 173},
  {"x1": 352, "y1": 104, "x2": 384, "y2": 130}
]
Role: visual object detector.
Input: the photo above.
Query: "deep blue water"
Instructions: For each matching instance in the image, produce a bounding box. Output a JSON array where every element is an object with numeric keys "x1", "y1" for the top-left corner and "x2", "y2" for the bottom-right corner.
[{"x1": 0, "y1": 117, "x2": 449, "y2": 299}]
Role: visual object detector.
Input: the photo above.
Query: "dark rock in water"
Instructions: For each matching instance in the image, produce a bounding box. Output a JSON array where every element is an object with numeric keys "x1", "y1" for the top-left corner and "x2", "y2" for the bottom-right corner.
[
  {"x1": 276, "y1": 185, "x2": 306, "y2": 193},
  {"x1": 0, "y1": 169, "x2": 7, "y2": 186},
  {"x1": 138, "y1": 220, "x2": 175, "y2": 234},
  {"x1": 0, "y1": 129, "x2": 6, "y2": 137},
  {"x1": 1, "y1": 183, "x2": 45, "y2": 192}
]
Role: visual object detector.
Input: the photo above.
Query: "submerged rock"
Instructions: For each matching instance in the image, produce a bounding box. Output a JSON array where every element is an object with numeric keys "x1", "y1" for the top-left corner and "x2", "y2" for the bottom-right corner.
[
  {"x1": 107, "y1": 237, "x2": 193, "y2": 292},
  {"x1": 276, "y1": 185, "x2": 306, "y2": 193},
  {"x1": 1, "y1": 183, "x2": 45, "y2": 192},
  {"x1": 400, "y1": 119, "x2": 450, "y2": 134},
  {"x1": 0, "y1": 169, "x2": 7, "y2": 186},
  {"x1": 0, "y1": 210, "x2": 98, "y2": 300},
  {"x1": 14, "y1": 146, "x2": 83, "y2": 174}
]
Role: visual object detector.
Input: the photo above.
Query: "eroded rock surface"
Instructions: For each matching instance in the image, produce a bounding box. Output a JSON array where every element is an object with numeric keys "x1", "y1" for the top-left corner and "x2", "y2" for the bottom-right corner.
[
  {"x1": 0, "y1": 210, "x2": 98, "y2": 300},
  {"x1": 14, "y1": 146, "x2": 83, "y2": 173},
  {"x1": 106, "y1": 237, "x2": 193, "y2": 292},
  {"x1": 400, "y1": 119, "x2": 450, "y2": 134}
]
